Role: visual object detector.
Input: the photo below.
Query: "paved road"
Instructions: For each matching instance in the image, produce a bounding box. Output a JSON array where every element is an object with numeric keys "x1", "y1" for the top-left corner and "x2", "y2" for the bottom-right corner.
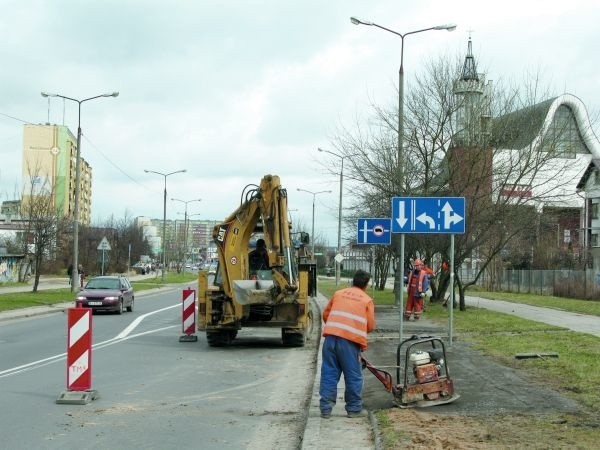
[{"x1": 0, "y1": 281, "x2": 318, "y2": 450}]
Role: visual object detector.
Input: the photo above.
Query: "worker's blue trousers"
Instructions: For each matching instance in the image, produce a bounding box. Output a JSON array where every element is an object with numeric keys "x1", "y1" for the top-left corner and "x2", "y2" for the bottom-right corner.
[{"x1": 319, "y1": 335, "x2": 363, "y2": 415}]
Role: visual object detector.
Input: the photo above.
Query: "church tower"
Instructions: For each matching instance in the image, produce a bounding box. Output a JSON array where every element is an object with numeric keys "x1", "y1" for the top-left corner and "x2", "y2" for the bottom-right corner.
[{"x1": 452, "y1": 37, "x2": 492, "y2": 148}]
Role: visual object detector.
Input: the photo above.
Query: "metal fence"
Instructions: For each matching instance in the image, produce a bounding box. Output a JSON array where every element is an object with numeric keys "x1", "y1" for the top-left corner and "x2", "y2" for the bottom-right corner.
[
  {"x1": 458, "y1": 267, "x2": 600, "y2": 299},
  {"x1": 337, "y1": 249, "x2": 600, "y2": 299}
]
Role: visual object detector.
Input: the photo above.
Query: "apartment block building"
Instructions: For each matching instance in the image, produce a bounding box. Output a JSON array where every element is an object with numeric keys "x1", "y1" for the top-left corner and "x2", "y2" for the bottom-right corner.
[{"x1": 21, "y1": 124, "x2": 92, "y2": 225}]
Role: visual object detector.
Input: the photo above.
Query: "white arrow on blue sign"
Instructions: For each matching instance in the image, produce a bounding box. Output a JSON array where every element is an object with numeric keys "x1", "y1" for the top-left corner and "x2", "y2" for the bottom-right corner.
[
  {"x1": 356, "y1": 218, "x2": 392, "y2": 244},
  {"x1": 391, "y1": 197, "x2": 465, "y2": 234}
]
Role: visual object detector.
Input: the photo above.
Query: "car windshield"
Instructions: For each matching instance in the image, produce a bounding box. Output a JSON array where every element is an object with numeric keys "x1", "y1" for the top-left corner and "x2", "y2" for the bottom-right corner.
[{"x1": 85, "y1": 278, "x2": 120, "y2": 290}]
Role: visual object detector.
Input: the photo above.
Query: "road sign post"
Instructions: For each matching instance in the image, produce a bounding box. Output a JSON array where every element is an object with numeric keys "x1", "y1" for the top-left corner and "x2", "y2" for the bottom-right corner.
[
  {"x1": 97, "y1": 237, "x2": 112, "y2": 275},
  {"x1": 390, "y1": 197, "x2": 465, "y2": 345},
  {"x1": 357, "y1": 198, "x2": 465, "y2": 345}
]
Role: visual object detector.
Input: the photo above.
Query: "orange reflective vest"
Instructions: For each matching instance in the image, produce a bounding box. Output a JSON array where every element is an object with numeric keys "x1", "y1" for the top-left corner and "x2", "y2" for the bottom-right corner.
[
  {"x1": 407, "y1": 269, "x2": 428, "y2": 294},
  {"x1": 322, "y1": 286, "x2": 375, "y2": 350}
]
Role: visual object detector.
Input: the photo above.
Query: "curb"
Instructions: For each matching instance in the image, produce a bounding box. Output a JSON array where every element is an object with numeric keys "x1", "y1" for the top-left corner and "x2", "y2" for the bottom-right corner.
[{"x1": 301, "y1": 292, "x2": 376, "y2": 450}]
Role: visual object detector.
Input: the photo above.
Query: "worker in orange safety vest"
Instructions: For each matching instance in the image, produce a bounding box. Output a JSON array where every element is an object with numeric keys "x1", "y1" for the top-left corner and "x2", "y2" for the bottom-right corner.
[
  {"x1": 404, "y1": 259, "x2": 430, "y2": 321},
  {"x1": 319, "y1": 269, "x2": 376, "y2": 419}
]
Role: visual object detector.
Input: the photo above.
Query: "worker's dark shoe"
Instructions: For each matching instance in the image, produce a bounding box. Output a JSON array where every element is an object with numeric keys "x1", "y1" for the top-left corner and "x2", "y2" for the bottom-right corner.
[
  {"x1": 320, "y1": 412, "x2": 331, "y2": 419},
  {"x1": 347, "y1": 410, "x2": 368, "y2": 418}
]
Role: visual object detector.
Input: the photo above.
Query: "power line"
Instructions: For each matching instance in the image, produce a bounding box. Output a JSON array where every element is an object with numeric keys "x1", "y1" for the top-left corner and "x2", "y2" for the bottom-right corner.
[
  {"x1": 0, "y1": 111, "x2": 33, "y2": 124},
  {"x1": 82, "y1": 134, "x2": 153, "y2": 192}
]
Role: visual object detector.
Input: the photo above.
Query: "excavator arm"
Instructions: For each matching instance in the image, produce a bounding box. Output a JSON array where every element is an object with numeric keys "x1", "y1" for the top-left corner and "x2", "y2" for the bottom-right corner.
[{"x1": 213, "y1": 174, "x2": 298, "y2": 303}]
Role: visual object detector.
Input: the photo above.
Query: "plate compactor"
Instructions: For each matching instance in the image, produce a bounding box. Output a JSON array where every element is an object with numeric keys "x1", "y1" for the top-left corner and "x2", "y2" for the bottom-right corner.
[{"x1": 362, "y1": 335, "x2": 460, "y2": 408}]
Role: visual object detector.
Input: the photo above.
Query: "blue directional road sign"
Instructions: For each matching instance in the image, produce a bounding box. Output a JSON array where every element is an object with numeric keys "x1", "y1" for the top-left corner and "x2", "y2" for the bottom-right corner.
[
  {"x1": 356, "y1": 218, "x2": 392, "y2": 244},
  {"x1": 391, "y1": 197, "x2": 465, "y2": 234}
]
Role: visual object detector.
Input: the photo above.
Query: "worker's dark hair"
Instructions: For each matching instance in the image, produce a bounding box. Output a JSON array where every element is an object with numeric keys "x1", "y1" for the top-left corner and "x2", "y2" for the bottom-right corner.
[
  {"x1": 256, "y1": 238, "x2": 266, "y2": 248},
  {"x1": 352, "y1": 269, "x2": 371, "y2": 289}
]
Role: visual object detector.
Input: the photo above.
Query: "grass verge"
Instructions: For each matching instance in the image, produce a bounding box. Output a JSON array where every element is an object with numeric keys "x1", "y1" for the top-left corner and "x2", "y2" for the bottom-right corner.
[{"x1": 318, "y1": 278, "x2": 600, "y2": 448}]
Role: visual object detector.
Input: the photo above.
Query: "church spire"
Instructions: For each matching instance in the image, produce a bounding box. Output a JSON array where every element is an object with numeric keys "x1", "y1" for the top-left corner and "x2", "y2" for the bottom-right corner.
[
  {"x1": 452, "y1": 36, "x2": 491, "y2": 148},
  {"x1": 461, "y1": 37, "x2": 479, "y2": 82}
]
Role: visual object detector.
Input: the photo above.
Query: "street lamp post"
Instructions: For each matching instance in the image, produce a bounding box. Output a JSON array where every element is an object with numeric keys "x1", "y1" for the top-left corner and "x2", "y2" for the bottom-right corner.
[
  {"x1": 183, "y1": 213, "x2": 202, "y2": 266},
  {"x1": 41, "y1": 91, "x2": 119, "y2": 292},
  {"x1": 172, "y1": 198, "x2": 202, "y2": 272},
  {"x1": 318, "y1": 148, "x2": 358, "y2": 286},
  {"x1": 144, "y1": 169, "x2": 186, "y2": 281},
  {"x1": 350, "y1": 17, "x2": 456, "y2": 306},
  {"x1": 297, "y1": 188, "x2": 331, "y2": 263}
]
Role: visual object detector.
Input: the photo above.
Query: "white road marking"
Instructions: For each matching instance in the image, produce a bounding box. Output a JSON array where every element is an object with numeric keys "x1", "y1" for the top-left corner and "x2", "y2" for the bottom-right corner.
[{"x1": 0, "y1": 304, "x2": 180, "y2": 378}]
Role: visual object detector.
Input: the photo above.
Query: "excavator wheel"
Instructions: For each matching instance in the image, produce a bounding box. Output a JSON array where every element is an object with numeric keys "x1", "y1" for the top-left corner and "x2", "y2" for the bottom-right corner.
[
  {"x1": 282, "y1": 329, "x2": 306, "y2": 347},
  {"x1": 206, "y1": 331, "x2": 235, "y2": 347}
]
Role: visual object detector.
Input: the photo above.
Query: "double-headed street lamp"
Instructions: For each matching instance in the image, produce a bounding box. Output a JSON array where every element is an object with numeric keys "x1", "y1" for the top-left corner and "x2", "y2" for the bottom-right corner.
[
  {"x1": 144, "y1": 169, "x2": 186, "y2": 281},
  {"x1": 318, "y1": 147, "x2": 358, "y2": 286},
  {"x1": 172, "y1": 197, "x2": 201, "y2": 272},
  {"x1": 350, "y1": 18, "x2": 456, "y2": 186},
  {"x1": 297, "y1": 188, "x2": 332, "y2": 263},
  {"x1": 350, "y1": 17, "x2": 456, "y2": 305},
  {"x1": 41, "y1": 91, "x2": 119, "y2": 292}
]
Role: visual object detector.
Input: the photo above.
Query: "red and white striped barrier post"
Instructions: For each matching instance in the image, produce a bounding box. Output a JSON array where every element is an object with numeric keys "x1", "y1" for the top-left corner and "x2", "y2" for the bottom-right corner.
[
  {"x1": 56, "y1": 308, "x2": 98, "y2": 404},
  {"x1": 179, "y1": 288, "x2": 198, "y2": 342}
]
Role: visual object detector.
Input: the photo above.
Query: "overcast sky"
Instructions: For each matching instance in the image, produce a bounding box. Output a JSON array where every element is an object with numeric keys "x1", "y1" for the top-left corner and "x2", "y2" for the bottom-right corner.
[{"x1": 1, "y1": 0, "x2": 599, "y2": 246}]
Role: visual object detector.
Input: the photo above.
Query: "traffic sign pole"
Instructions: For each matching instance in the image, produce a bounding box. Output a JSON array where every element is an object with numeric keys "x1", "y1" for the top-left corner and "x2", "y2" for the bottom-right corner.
[
  {"x1": 359, "y1": 197, "x2": 465, "y2": 344},
  {"x1": 97, "y1": 237, "x2": 111, "y2": 276},
  {"x1": 449, "y1": 235, "x2": 455, "y2": 346},
  {"x1": 399, "y1": 234, "x2": 405, "y2": 341}
]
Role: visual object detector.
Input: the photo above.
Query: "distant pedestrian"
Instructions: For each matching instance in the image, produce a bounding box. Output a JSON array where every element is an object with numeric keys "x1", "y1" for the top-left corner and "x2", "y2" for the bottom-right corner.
[
  {"x1": 319, "y1": 269, "x2": 375, "y2": 419},
  {"x1": 78, "y1": 264, "x2": 85, "y2": 288},
  {"x1": 67, "y1": 263, "x2": 73, "y2": 285},
  {"x1": 404, "y1": 259, "x2": 430, "y2": 321}
]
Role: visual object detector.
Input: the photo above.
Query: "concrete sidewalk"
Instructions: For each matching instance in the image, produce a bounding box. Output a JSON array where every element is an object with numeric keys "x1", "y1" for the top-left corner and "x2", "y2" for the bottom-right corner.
[
  {"x1": 0, "y1": 272, "x2": 161, "y2": 293},
  {"x1": 301, "y1": 292, "x2": 377, "y2": 450},
  {"x1": 465, "y1": 294, "x2": 600, "y2": 337}
]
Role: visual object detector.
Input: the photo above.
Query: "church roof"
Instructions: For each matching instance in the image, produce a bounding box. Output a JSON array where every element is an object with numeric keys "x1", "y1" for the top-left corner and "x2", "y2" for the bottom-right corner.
[
  {"x1": 576, "y1": 158, "x2": 600, "y2": 190},
  {"x1": 491, "y1": 94, "x2": 600, "y2": 158}
]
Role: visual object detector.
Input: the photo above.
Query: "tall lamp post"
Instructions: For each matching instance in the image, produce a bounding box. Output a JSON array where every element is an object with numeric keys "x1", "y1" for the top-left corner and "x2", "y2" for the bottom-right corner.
[
  {"x1": 297, "y1": 188, "x2": 331, "y2": 263},
  {"x1": 350, "y1": 17, "x2": 456, "y2": 306},
  {"x1": 184, "y1": 213, "x2": 202, "y2": 267},
  {"x1": 318, "y1": 147, "x2": 358, "y2": 286},
  {"x1": 41, "y1": 91, "x2": 119, "y2": 292},
  {"x1": 172, "y1": 198, "x2": 201, "y2": 272},
  {"x1": 144, "y1": 169, "x2": 186, "y2": 281}
]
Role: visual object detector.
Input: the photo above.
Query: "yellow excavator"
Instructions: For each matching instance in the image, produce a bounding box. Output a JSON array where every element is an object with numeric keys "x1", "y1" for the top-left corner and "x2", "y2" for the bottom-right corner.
[{"x1": 197, "y1": 174, "x2": 317, "y2": 347}]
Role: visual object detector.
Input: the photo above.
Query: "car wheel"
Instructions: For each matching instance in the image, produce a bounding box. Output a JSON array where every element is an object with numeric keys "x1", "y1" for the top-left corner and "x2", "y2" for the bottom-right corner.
[
  {"x1": 126, "y1": 298, "x2": 134, "y2": 312},
  {"x1": 117, "y1": 299, "x2": 124, "y2": 315}
]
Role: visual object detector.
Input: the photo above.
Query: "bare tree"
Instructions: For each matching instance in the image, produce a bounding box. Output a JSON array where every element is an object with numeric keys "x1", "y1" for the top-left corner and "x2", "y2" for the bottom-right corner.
[
  {"x1": 20, "y1": 165, "x2": 68, "y2": 292},
  {"x1": 325, "y1": 53, "x2": 591, "y2": 309}
]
